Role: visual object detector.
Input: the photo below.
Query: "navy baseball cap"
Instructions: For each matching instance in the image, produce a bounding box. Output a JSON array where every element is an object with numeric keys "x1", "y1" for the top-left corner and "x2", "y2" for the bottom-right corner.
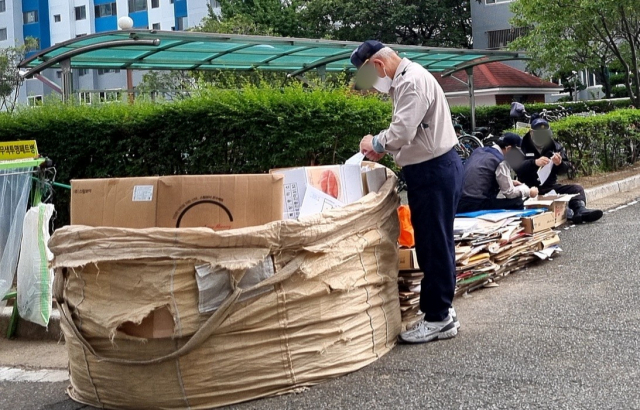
[
  {"x1": 350, "y1": 40, "x2": 385, "y2": 69},
  {"x1": 531, "y1": 117, "x2": 550, "y2": 130},
  {"x1": 501, "y1": 132, "x2": 522, "y2": 147}
]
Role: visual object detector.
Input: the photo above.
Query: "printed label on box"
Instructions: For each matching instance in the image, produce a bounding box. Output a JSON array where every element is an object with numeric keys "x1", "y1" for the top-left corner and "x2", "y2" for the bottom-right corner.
[{"x1": 132, "y1": 185, "x2": 154, "y2": 202}]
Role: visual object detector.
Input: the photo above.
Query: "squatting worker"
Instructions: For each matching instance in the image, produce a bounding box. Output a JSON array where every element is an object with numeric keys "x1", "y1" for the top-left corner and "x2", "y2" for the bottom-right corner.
[
  {"x1": 352, "y1": 40, "x2": 463, "y2": 344},
  {"x1": 516, "y1": 117, "x2": 603, "y2": 224},
  {"x1": 457, "y1": 133, "x2": 538, "y2": 213}
]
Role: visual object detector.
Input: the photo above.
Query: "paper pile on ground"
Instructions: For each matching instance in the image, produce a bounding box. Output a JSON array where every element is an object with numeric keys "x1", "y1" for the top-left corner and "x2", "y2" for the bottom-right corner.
[
  {"x1": 397, "y1": 208, "x2": 562, "y2": 329},
  {"x1": 454, "y1": 209, "x2": 561, "y2": 296}
]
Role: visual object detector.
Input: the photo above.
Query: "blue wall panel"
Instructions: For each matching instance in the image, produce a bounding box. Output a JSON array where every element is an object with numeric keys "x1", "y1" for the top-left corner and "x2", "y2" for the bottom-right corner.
[
  {"x1": 129, "y1": 11, "x2": 149, "y2": 28},
  {"x1": 95, "y1": 16, "x2": 117, "y2": 32},
  {"x1": 22, "y1": 0, "x2": 50, "y2": 56}
]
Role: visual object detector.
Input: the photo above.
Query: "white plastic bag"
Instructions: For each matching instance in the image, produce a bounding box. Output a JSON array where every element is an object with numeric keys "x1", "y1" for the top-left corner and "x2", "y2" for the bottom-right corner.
[
  {"x1": 0, "y1": 168, "x2": 32, "y2": 307},
  {"x1": 17, "y1": 203, "x2": 55, "y2": 327}
]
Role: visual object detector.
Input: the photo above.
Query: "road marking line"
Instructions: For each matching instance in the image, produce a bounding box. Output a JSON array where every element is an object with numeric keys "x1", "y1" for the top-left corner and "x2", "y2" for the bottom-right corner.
[{"x1": 0, "y1": 367, "x2": 68, "y2": 382}]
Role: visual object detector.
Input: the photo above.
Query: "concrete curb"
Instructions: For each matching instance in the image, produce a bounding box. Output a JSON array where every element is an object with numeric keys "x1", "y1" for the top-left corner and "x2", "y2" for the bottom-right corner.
[
  {"x1": 585, "y1": 174, "x2": 640, "y2": 203},
  {"x1": 0, "y1": 307, "x2": 62, "y2": 341}
]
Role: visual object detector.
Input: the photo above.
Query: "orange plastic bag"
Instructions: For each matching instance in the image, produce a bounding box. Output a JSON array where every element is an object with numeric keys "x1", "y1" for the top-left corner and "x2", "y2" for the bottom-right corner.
[{"x1": 397, "y1": 205, "x2": 415, "y2": 247}]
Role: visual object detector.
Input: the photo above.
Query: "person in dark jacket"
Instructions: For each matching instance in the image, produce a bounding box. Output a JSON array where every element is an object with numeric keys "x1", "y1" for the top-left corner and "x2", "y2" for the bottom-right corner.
[
  {"x1": 516, "y1": 117, "x2": 603, "y2": 224},
  {"x1": 458, "y1": 133, "x2": 537, "y2": 213}
]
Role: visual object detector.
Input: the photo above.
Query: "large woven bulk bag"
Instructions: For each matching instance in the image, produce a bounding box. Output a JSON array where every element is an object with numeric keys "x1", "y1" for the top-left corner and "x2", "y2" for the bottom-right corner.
[{"x1": 49, "y1": 169, "x2": 401, "y2": 410}]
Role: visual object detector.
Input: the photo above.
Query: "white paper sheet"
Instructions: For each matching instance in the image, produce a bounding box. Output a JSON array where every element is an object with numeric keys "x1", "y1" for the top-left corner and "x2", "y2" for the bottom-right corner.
[
  {"x1": 537, "y1": 161, "x2": 553, "y2": 185},
  {"x1": 345, "y1": 152, "x2": 365, "y2": 165},
  {"x1": 299, "y1": 186, "x2": 345, "y2": 218}
]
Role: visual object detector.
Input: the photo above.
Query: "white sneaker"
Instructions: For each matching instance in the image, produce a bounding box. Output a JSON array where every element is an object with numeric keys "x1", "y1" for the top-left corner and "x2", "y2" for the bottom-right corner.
[
  {"x1": 399, "y1": 315, "x2": 458, "y2": 344},
  {"x1": 449, "y1": 307, "x2": 460, "y2": 330}
]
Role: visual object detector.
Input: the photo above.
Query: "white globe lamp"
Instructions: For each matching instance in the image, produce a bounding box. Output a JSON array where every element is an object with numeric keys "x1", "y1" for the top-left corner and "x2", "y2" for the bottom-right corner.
[{"x1": 118, "y1": 16, "x2": 134, "y2": 30}]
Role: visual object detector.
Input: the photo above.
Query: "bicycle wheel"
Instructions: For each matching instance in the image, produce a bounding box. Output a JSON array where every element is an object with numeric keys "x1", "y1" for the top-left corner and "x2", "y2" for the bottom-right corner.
[{"x1": 458, "y1": 135, "x2": 483, "y2": 153}]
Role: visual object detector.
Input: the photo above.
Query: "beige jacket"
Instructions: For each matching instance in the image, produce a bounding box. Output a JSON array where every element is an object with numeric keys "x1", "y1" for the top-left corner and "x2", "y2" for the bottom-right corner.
[{"x1": 375, "y1": 58, "x2": 458, "y2": 167}]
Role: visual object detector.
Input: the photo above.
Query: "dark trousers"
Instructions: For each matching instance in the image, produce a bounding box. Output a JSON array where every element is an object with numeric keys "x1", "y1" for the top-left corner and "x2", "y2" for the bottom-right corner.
[
  {"x1": 457, "y1": 197, "x2": 524, "y2": 214},
  {"x1": 403, "y1": 148, "x2": 463, "y2": 322},
  {"x1": 539, "y1": 184, "x2": 586, "y2": 209}
]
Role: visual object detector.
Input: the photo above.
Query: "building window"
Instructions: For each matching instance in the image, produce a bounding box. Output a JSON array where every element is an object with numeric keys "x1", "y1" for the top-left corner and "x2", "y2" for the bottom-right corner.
[
  {"x1": 97, "y1": 68, "x2": 121, "y2": 75},
  {"x1": 170, "y1": 0, "x2": 174, "y2": 4},
  {"x1": 128, "y1": 0, "x2": 147, "y2": 12},
  {"x1": 56, "y1": 70, "x2": 62, "y2": 78},
  {"x1": 78, "y1": 92, "x2": 92, "y2": 105},
  {"x1": 75, "y1": 6, "x2": 86, "y2": 20},
  {"x1": 99, "y1": 90, "x2": 121, "y2": 103},
  {"x1": 23, "y1": 10, "x2": 38, "y2": 24},
  {"x1": 76, "y1": 33, "x2": 87, "y2": 37},
  {"x1": 0, "y1": 28, "x2": 6, "y2": 41},
  {"x1": 485, "y1": 0, "x2": 513, "y2": 3},
  {"x1": 53, "y1": 14, "x2": 61, "y2": 22},
  {"x1": 151, "y1": 0, "x2": 159, "y2": 8},
  {"x1": 176, "y1": 16, "x2": 187, "y2": 31},
  {"x1": 78, "y1": 68, "x2": 88, "y2": 76},
  {"x1": 28, "y1": 95, "x2": 43, "y2": 106},
  {"x1": 95, "y1": 2, "x2": 117, "y2": 18},
  {"x1": 211, "y1": 0, "x2": 220, "y2": 7},
  {"x1": 152, "y1": 23, "x2": 160, "y2": 30},
  {"x1": 0, "y1": 0, "x2": 6, "y2": 13},
  {"x1": 487, "y1": 27, "x2": 529, "y2": 49}
]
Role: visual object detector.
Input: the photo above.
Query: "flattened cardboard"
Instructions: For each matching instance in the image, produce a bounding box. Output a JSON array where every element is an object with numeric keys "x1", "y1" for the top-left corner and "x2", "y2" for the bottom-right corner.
[
  {"x1": 272, "y1": 165, "x2": 365, "y2": 220},
  {"x1": 398, "y1": 248, "x2": 420, "y2": 271},
  {"x1": 273, "y1": 168, "x2": 307, "y2": 220},
  {"x1": 525, "y1": 194, "x2": 574, "y2": 227},
  {"x1": 71, "y1": 177, "x2": 158, "y2": 228},
  {"x1": 305, "y1": 165, "x2": 364, "y2": 204},
  {"x1": 156, "y1": 174, "x2": 283, "y2": 229},
  {"x1": 521, "y1": 212, "x2": 555, "y2": 234}
]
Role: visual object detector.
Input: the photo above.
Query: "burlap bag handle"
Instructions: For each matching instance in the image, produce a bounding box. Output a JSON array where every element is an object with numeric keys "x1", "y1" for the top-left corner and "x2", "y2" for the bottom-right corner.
[{"x1": 53, "y1": 253, "x2": 306, "y2": 365}]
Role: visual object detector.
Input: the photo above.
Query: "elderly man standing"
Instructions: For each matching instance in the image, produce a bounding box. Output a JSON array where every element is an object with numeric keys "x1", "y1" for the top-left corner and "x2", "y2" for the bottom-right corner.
[{"x1": 353, "y1": 40, "x2": 463, "y2": 343}]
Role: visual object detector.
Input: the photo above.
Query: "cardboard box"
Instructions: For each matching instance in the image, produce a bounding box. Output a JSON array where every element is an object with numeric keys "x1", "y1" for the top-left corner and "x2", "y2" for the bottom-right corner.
[
  {"x1": 71, "y1": 174, "x2": 284, "y2": 230},
  {"x1": 398, "y1": 248, "x2": 420, "y2": 271},
  {"x1": 521, "y1": 212, "x2": 555, "y2": 234},
  {"x1": 525, "y1": 195, "x2": 574, "y2": 227},
  {"x1": 156, "y1": 175, "x2": 283, "y2": 229},
  {"x1": 71, "y1": 177, "x2": 158, "y2": 228}
]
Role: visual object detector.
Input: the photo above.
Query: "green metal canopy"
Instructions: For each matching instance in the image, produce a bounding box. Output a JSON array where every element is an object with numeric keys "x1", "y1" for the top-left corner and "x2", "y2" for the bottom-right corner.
[{"x1": 19, "y1": 30, "x2": 525, "y2": 78}]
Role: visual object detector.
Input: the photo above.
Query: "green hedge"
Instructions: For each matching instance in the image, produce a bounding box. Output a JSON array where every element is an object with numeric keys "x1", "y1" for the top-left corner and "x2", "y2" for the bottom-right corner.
[
  {"x1": 0, "y1": 85, "x2": 392, "y2": 226},
  {"x1": 508, "y1": 109, "x2": 640, "y2": 176},
  {"x1": 450, "y1": 99, "x2": 632, "y2": 134}
]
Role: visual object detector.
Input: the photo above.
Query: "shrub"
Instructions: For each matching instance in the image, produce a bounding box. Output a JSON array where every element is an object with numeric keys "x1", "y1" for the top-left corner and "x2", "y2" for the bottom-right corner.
[
  {"x1": 506, "y1": 109, "x2": 640, "y2": 176},
  {"x1": 450, "y1": 98, "x2": 632, "y2": 134},
  {"x1": 0, "y1": 85, "x2": 392, "y2": 226}
]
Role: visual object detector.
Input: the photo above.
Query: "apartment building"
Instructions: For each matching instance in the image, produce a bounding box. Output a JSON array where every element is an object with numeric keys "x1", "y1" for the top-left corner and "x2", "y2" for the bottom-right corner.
[
  {"x1": 0, "y1": 0, "x2": 220, "y2": 106},
  {"x1": 471, "y1": 0, "x2": 603, "y2": 102}
]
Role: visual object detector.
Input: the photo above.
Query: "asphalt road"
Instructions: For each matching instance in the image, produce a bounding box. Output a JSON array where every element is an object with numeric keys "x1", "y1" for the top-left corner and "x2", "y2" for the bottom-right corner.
[{"x1": 3, "y1": 197, "x2": 640, "y2": 410}]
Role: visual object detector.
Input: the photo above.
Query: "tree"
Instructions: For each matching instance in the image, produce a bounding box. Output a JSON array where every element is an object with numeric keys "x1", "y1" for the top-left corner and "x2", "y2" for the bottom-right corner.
[
  {"x1": 217, "y1": 0, "x2": 473, "y2": 48},
  {"x1": 299, "y1": 0, "x2": 472, "y2": 48},
  {"x1": 510, "y1": 0, "x2": 640, "y2": 107},
  {"x1": 0, "y1": 38, "x2": 38, "y2": 112}
]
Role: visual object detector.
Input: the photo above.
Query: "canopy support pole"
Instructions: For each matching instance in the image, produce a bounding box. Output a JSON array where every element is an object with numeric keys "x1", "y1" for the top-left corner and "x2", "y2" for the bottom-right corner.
[
  {"x1": 61, "y1": 60, "x2": 72, "y2": 103},
  {"x1": 466, "y1": 67, "x2": 476, "y2": 132}
]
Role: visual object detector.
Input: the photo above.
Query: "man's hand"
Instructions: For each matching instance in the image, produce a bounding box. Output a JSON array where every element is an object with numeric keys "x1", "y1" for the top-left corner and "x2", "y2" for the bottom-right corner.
[
  {"x1": 551, "y1": 152, "x2": 562, "y2": 166},
  {"x1": 529, "y1": 187, "x2": 539, "y2": 198},
  {"x1": 360, "y1": 134, "x2": 385, "y2": 162},
  {"x1": 535, "y1": 157, "x2": 551, "y2": 167}
]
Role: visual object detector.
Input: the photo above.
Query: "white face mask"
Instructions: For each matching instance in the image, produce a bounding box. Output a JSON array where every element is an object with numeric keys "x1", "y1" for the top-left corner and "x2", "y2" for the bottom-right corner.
[{"x1": 373, "y1": 66, "x2": 392, "y2": 94}]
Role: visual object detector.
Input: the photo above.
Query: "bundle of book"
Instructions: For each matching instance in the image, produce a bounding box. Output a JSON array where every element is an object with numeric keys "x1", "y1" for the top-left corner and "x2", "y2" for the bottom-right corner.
[{"x1": 398, "y1": 195, "x2": 570, "y2": 329}]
